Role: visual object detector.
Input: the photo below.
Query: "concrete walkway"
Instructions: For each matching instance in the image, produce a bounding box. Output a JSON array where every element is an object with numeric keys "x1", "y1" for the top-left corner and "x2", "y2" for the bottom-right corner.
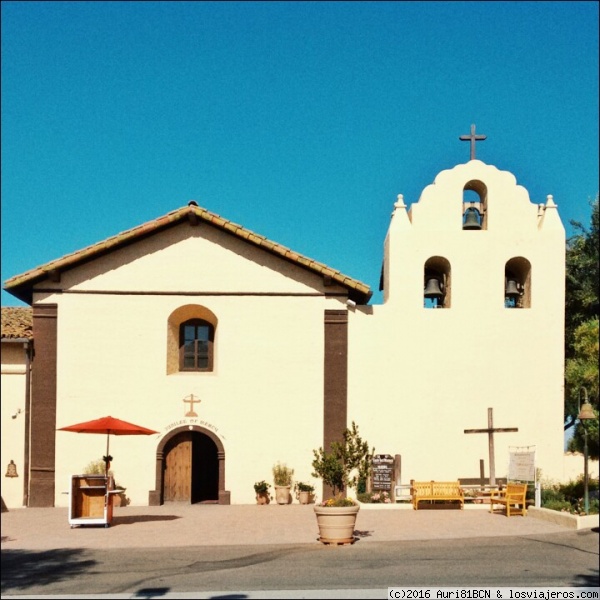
[{"x1": 1, "y1": 502, "x2": 576, "y2": 551}]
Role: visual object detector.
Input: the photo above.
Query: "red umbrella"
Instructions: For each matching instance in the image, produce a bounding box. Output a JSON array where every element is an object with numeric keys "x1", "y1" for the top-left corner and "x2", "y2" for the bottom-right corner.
[{"x1": 58, "y1": 415, "x2": 158, "y2": 474}]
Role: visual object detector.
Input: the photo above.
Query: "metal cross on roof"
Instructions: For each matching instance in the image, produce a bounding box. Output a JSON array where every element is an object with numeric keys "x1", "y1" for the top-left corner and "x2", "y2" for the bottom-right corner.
[{"x1": 460, "y1": 124, "x2": 487, "y2": 160}]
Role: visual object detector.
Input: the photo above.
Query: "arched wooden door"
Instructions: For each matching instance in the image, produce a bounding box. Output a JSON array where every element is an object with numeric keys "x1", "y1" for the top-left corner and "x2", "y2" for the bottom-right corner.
[{"x1": 163, "y1": 431, "x2": 218, "y2": 503}]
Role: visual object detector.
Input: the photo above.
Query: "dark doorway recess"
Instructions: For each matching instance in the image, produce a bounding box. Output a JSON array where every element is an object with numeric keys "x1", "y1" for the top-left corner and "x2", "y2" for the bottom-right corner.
[{"x1": 163, "y1": 431, "x2": 218, "y2": 504}]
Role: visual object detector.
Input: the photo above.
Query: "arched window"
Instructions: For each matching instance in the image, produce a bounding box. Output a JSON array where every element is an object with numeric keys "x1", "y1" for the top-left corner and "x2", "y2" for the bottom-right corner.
[
  {"x1": 424, "y1": 257, "x2": 451, "y2": 308},
  {"x1": 167, "y1": 305, "x2": 218, "y2": 374},
  {"x1": 462, "y1": 180, "x2": 488, "y2": 230},
  {"x1": 180, "y1": 319, "x2": 214, "y2": 371},
  {"x1": 504, "y1": 258, "x2": 531, "y2": 309}
]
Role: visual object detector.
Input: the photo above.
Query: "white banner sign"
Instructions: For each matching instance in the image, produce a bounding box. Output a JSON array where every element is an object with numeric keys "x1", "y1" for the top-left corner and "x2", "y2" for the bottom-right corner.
[{"x1": 508, "y1": 448, "x2": 535, "y2": 482}]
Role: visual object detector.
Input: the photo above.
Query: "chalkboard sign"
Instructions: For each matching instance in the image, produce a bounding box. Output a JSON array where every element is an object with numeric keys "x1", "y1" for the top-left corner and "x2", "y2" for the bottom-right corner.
[{"x1": 372, "y1": 454, "x2": 395, "y2": 491}]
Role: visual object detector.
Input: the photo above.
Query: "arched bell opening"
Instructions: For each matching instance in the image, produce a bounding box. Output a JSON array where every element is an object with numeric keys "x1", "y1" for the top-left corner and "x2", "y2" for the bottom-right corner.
[
  {"x1": 424, "y1": 257, "x2": 451, "y2": 309},
  {"x1": 504, "y1": 257, "x2": 531, "y2": 308},
  {"x1": 462, "y1": 180, "x2": 488, "y2": 230}
]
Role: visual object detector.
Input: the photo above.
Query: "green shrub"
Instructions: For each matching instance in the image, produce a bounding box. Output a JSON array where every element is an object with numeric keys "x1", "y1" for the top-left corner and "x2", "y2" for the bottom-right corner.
[
  {"x1": 543, "y1": 499, "x2": 573, "y2": 512},
  {"x1": 541, "y1": 475, "x2": 599, "y2": 515}
]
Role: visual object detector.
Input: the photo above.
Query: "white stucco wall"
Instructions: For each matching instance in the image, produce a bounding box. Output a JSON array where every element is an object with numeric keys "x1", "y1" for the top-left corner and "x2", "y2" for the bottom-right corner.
[
  {"x1": 1, "y1": 343, "x2": 28, "y2": 508},
  {"x1": 2, "y1": 159, "x2": 568, "y2": 508},
  {"x1": 46, "y1": 225, "x2": 341, "y2": 506},
  {"x1": 349, "y1": 161, "x2": 565, "y2": 484}
]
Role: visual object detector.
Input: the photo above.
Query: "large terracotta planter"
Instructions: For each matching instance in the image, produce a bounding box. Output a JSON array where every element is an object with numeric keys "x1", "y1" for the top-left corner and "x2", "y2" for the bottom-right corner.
[
  {"x1": 274, "y1": 485, "x2": 292, "y2": 505},
  {"x1": 313, "y1": 503, "x2": 360, "y2": 544}
]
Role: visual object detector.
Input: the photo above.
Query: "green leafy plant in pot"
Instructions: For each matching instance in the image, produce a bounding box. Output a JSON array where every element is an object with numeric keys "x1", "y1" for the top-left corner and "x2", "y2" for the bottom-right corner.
[
  {"x1": 311, "y1": 421, "x2": 374, "y2": 543},
  {"x1": 254, "y1": 480, "x2": 272, "y2": 504},
  {"x1": 294, "y1": 481, "x2": 316, "y2": 504}
]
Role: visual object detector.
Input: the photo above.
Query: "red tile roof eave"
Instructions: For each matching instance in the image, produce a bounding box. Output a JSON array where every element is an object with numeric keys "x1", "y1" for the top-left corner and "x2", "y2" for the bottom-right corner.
[
  {"x1": 3, "y1": 213, "x2": 188, "y2": 300},
  {"x1": 3, "y1": 205, "x2": 372, "y2": 305},
  {"x1": 1, "y1": 306, "x2": 33, "y2": 338}
]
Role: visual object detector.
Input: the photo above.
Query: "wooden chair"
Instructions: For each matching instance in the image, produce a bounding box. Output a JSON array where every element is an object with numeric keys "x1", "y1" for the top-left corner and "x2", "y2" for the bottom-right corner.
[{"x1": 489, "y1": 483, "x2": 528, "y2": 516}]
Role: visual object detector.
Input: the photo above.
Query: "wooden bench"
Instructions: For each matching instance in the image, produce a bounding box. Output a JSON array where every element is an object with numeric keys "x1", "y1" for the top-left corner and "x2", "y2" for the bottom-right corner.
[
  {"x1": 489, "y1": 483, "x2": 528, "y2": 517},
  {"x1": 410, "y1": 480, "x2": 464, "y2": 510}
]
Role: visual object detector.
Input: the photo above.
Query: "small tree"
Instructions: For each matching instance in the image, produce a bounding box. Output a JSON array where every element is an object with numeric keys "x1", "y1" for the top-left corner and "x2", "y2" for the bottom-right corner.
[
  {"x1": 565, "y1": 196, "x2": 599, "y2": 432},
  {"x1": 565, "y1": 318, "x2": 599, "y2": 459},
  {"x1": 311, "y1": 421, "x2": 374, "y2": 497}
]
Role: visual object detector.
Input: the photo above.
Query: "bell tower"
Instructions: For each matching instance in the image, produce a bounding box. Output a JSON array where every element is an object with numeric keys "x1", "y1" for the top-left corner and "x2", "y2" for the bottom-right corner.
[{"x1": 360, "y1": 130, "x2": 566, "y2": 481}]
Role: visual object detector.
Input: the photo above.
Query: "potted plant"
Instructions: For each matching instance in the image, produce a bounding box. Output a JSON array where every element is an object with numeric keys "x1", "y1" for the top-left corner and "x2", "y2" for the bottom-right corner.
[
  {"x1": 272, "y1": 462, "x2": 294, "y2": 504},
  {"x1": 311, "y1": 421, "x2": 374, "y2": 544},
  {"x1": 254, "y1": 480, "x2": 272, "y2": 505},
  {"x1": 294, "y1": 482, "x2": 315, "y2": 505}
]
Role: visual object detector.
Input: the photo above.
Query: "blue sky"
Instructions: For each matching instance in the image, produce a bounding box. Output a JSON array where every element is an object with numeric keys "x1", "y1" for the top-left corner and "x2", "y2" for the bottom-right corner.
[{"x1": 2, "y1": 1, "x2": 598, "y2": 307}]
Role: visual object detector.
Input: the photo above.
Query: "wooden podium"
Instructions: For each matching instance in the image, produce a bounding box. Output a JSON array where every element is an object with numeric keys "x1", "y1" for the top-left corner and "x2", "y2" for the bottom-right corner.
[{"x1": 68, "y1": 474, "x2": 114, "y2": 528}]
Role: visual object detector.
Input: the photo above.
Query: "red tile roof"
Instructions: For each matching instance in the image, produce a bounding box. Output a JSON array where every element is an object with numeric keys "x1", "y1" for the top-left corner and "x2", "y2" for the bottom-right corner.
[
  {"x1": 3, "y1": 203, "x2": 372, "y2": 305},
  {"x1": 1, "y1": 307, "x2": 33, "y2": 339}
]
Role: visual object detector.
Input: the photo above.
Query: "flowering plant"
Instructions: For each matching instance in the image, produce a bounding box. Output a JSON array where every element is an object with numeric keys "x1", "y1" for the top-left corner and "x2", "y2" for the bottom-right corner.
[
  {"x1": 370, "y1": 491, "x2": 392, "y2": 504},
  {"x1": 357, "y1": 490, "x2": 393, "y2": 503},
  {"x1": 318, "y1": 494, "x2": 357, "y2": 507}
]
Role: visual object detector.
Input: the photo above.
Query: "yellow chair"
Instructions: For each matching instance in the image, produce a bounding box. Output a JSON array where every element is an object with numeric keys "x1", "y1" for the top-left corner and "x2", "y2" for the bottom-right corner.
[{"x1": 489, "y1": 483, "x2": 528, "y2": 516}]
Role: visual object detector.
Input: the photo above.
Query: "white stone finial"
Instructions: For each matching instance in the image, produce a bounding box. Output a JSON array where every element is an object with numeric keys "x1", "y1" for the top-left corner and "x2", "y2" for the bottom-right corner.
[
  {"x1": 545, "y1": 194, "x2": 557, "y2": 208},
  {"x1": 392, "y1": 194, "x2": 407, "y2": 218}
]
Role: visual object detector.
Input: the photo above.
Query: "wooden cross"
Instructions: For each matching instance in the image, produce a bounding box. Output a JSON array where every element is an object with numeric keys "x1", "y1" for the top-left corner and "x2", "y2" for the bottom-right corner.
[
  {"x1": 459, "y1": 124, "x2": 486, "y2": 160},
  {"x1": 183, "y1": 394, "x2": 201, "y2": 417},
  {"x1": 464, "y1": 407, "x2": 518, "y2": 486}
]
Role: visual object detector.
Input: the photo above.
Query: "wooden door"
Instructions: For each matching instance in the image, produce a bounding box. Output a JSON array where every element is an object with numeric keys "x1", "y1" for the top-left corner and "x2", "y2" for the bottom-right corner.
[{"x1": 164, "y1": 432, "x2": 192, "y2": 502}]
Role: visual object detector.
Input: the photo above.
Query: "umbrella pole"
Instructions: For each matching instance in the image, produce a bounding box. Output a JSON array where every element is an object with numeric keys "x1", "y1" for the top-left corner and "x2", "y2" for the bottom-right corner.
[{"x1": 105, "y1": 435, "x2": 110, "y2": 476}]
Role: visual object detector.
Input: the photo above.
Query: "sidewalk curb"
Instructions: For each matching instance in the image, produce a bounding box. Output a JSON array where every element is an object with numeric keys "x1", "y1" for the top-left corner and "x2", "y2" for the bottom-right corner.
[{"x1": 527, "y1": 506, "x2": 599, "y2": 530}]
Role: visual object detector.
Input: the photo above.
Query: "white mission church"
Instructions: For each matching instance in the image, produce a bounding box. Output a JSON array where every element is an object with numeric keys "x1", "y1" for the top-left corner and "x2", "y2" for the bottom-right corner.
[{"x1": 1, "y1": 131, "x2": 567, "y2": 508}]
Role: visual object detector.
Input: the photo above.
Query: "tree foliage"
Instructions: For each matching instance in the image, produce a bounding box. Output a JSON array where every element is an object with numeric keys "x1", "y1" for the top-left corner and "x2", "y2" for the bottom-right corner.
[
  {"x1": 564, "y1": 197, "x2": 599, "y2": 426},
  {"x1": 311, "y1": 421, "x2": 374, "y2": 496},
  {"x1": 565, "y1": 319, "x2": 599, "y2": 459},
  {"x1": 564, "y1": 196, "x2": 599, "y2": 458},
  {"x1": 565, "y1": 196, "x2": 599, "y2": 358}
]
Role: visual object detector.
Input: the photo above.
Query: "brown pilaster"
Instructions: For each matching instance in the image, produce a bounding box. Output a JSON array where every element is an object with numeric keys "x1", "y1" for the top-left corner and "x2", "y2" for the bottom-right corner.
[
  {"x1": 29, "y1": 303, "x2": 58, "y2": 507},
  {"x1": 323, "y1": 309, "x2": 348, "y2": 497}
]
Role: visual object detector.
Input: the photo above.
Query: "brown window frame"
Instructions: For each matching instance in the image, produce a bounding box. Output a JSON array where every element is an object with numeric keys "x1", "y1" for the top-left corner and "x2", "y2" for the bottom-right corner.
[{"x1": 179, "y1": 319, "x2": 214, "y2": 372}]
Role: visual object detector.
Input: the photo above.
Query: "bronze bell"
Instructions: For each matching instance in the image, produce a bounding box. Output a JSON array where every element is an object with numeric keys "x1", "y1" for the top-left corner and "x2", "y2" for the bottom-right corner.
[
  {"x1": 463, "y1": 207, "x2": 482, "y2": 230},
  {"x1": 424, "y1": 277, "x2": 444, "y2": 299},
  {"x1": 505, "y1": 278, "x2": 521, "y2": 298},
  {"x1": 5, "y1": 460, "x2": 18, "y2": 478}
]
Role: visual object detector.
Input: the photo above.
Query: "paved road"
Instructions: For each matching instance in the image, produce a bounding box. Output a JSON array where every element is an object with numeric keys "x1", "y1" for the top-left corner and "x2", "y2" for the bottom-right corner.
[
  {"x1": 2, "y1": 504, "x2": 598, "y2": 598},
  {"x1": 2, "y1": 530, "x2": 599, "y2": 598}
]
